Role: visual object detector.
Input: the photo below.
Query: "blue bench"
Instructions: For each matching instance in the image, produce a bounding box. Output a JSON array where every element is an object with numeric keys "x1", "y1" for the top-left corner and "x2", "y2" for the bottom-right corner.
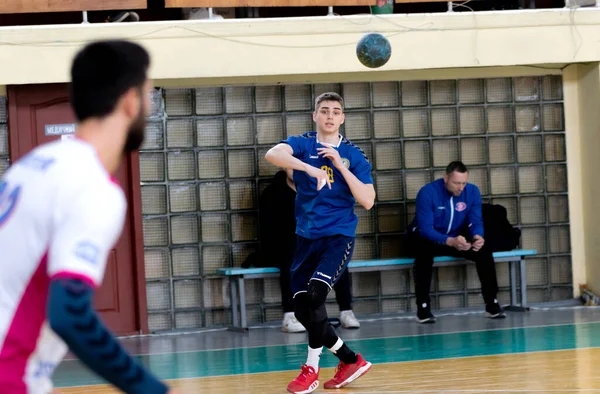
[{"x1": 217, "y1": 249, "x2": 537, "y2": 331}]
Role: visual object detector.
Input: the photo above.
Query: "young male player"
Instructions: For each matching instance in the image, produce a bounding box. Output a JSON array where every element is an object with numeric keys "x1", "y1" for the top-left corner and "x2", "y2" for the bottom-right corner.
[
  {"x1": 265, "y1": 92, "x2": 375, "y2": 393},
  {"x1": 0, "y1": 41, "x2": 179, "y2": 394}
]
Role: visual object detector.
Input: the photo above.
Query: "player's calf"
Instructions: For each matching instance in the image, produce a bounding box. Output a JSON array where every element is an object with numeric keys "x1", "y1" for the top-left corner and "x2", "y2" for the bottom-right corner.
[
  {"x1": 293, "y1": 292, "x2": 311, "y2": 329},
  {"x1": 288, "y1": 290, "x2": 323, "y2": 393}
]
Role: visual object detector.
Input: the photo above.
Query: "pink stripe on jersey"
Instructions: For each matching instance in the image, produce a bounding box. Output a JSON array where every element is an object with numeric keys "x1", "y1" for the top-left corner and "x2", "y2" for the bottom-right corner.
[
  {"x1": 108, "y1": 176, "x2": 125, "y2": 194},
  {"x1": 0, "y1": 253, "x2": 50, "y2": 393},
  {"x1": 50, "y1": 271, "x2": 97, "y2": 288}
]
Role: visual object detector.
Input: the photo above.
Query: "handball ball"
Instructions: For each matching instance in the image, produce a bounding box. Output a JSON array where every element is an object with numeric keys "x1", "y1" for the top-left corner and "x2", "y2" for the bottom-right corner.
[{"x1": 356, "y1": 32, "x2": 391, "y2": 69}]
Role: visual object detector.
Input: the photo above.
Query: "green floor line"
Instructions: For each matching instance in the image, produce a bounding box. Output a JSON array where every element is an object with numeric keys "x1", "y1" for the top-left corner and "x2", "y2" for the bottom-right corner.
[{"x1": 53, "y1": 322, "x2": 600, "y2": 388}]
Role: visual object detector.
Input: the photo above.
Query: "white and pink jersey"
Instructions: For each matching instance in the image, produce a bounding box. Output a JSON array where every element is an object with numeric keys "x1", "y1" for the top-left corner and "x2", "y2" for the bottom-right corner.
[{"x1": 0, "y1": 138, "x2": 127, "y2": 394}]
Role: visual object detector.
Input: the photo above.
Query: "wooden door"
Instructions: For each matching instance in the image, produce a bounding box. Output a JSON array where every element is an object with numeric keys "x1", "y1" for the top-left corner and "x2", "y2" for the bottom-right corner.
[
  {"x1": 7, "y1": 84, "x2": 148, "y2": 336},
  {"x1": 0, "y1": 0, "x2": 146, "y2": 14},
  {"x1": 166, "y1": 0, "x2": 374, "y2": 5}
]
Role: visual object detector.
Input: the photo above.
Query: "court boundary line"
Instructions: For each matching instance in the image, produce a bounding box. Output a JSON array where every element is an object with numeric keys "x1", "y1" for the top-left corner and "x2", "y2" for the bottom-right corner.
[
  {"x1": 163, "y1": 345, "x2": 600, "y2": 383},
  {"x1": 60, "y1": 318, "x2": 600, "y2": 359},
  {"x1": 57, "y1": 345, "x2": 600, "y2": 388}
]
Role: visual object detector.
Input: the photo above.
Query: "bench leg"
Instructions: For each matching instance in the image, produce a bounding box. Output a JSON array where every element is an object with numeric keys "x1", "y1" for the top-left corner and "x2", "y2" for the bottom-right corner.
[
  {"x1": 519, "y1": 257, "x2": 529, "y2": 309},
  {"x1": 230, "y1": 277, "x2": 239, "y2": 328},
  {"x1": 228, "y1": 276, "x2": 249, "y2": 332},
  {"x1": 509, "y1": 260, "x2": 518, "y2": 307},
  {"x1": 239, "y1": 277, "x2": 248, "y2": 330},
  {"x1": 504, "y1": 258, "x2": 530, "y2": 312}
]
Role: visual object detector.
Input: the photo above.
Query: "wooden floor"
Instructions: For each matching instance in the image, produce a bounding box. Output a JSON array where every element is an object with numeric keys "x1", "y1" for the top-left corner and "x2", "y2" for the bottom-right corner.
[
  {"x1": 52, "y1": 310, "x2": 600, "y2": 393},
  {"x1": 58, "y1": 347, "x2": 600, "y2": 393}
]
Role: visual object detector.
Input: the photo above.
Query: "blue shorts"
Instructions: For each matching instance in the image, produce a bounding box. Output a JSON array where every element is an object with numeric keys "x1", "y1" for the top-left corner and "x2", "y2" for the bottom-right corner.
[{"x1": 290, "y1": 234, "x2": 355, "y2": 297}]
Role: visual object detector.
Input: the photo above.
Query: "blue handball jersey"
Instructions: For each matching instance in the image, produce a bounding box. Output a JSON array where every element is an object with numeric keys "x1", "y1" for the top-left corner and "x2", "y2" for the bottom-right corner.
[{"x1": 282, "y1": 132, "x2": 373, "y2": 240}]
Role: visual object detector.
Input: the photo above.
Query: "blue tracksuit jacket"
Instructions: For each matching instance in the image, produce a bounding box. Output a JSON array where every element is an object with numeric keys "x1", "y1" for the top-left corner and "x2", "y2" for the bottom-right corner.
[{"x1": 408, "y1": 178, "x2": 484, "y2": 245}]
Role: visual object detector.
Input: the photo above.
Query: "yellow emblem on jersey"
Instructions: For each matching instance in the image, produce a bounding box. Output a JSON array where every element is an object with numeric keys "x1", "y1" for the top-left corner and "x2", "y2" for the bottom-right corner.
[
  {"x1": 321, "y1": 165, "x2": 335, "y2": 183},
  {"x1": 342, "y1": 158, "x2": 350, "y2": 169}
]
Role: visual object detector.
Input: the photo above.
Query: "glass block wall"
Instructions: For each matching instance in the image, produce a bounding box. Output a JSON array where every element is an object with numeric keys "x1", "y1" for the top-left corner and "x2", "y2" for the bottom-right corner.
[
  {"x1": 140, "y1": 76, "x2": 571, "y2": 332},
  {"x1": 0, "y1": 96, "x2": 8, "y2": 178}
]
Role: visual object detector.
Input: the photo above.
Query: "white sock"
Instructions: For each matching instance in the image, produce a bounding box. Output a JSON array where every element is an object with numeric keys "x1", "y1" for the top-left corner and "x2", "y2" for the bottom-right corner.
[
  {"x1": 328, "y1": 337, "x2": 344, "y2": 354},
  {"x1": 306, "y1": 346, "x2": 322, "y2": 370}
]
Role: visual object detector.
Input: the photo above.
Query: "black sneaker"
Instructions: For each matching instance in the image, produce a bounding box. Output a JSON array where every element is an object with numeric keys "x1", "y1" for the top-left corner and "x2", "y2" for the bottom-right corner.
[
  {"x1": 416, "y1": 303, "x2": 436, "y2": 324},
  {"x1": 485, "y1": 299, "x2": 506, "y2": 319}
]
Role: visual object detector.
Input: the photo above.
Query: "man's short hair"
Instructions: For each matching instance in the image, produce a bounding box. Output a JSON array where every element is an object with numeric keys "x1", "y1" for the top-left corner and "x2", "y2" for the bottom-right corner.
[
  {"x1": 69, "y1": 40, "x2": 150, "y2": 122},
  {"x1": 446, "y1": 161, "x2": 468, "y2": 174},
  {"x1": 315, "y1": 92, "x2": 344, "y2": 111}
]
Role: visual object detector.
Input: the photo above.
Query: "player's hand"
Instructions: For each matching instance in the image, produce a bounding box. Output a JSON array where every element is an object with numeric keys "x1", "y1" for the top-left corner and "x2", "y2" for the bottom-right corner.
[
  {"x1": 167, "y1": 388, "x2": 183, "y2": 394},
  {"x1": 317, "y1": 147, "x2": 344, "y2": 170},
  {"x1": 455, "y1": 236, "x2": 472, "y2": 251},
  {"x1": 305, "y1": 165, "x2": 331, "y2": 190},
  {"x1": 447, "y1": 236, "x2": 471, "y2": 251},
  {"x1": 472, "y1": 235, "x2": 485, "y2": 252}
]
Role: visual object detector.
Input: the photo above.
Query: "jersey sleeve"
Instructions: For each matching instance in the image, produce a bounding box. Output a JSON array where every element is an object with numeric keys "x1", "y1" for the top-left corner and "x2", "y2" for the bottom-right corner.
[
  {"x1": 351, "y1": 149, "x2": 374, "y2": 185},
  {"x1": 47, "y1": 184, "x2": 127, "y2": 287},
  {"x1": 466, "y1": 185, "x2": 484, "y2": 238},
  {"x1": 280, "y1": 135, "x2": 306, "y2": 158},
  {"x1": 415, "y1": 187, "x2": 450, "y2": 245}
]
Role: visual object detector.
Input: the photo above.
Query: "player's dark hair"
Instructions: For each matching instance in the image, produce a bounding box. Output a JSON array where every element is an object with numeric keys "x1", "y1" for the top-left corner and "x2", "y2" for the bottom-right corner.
[
  {"x1": 446, "y1": 161, "x2": 468, "y2": 174},
  {"x1": 315, "y1": 92, "x2": 344, "y2": 111},
  {"x1": 69, "y1": 40, "x2": 150, "y2": 121}
]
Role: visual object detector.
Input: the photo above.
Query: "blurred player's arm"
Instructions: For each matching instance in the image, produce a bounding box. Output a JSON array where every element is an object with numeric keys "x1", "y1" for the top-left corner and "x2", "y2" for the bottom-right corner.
[
  {"x1": 265, "y1": 142, "x2": 330, "y2": 188},
  {"x1": 47, "y1": 186, "x2": 177, "y2": 394},
  {"x1": 47, "y1": 279, "x2": 175, "y2": 393}
]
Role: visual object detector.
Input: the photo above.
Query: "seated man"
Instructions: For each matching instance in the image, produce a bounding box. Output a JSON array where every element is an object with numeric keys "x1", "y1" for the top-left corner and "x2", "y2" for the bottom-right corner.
[
  {"x1": 244, "y1": 169, "x2": 360, "y2": 332},
  {"x1": 407, "y1": 161, "x2": 505, "y2": 324}
]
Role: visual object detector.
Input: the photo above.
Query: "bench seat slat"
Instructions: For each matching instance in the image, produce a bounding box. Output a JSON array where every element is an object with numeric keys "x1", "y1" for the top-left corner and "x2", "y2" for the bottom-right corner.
[{"x1": 217, "y1": 249, "x2": 537, "y2": 276}]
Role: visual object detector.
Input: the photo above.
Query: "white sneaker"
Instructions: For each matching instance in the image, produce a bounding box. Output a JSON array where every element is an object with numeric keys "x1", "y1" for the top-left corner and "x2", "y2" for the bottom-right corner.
[
  {"x1": 282, "y1": 312, "x2": 306, "y2": 333},
  {"x1": 340, "y1": 310, "x2": 360, "y2": 329}
]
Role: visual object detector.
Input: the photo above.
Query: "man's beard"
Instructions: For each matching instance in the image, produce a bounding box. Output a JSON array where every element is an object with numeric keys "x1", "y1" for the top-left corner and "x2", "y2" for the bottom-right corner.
[{"x1": 123, "y1": 96, "x2": 146, "y2": 153}]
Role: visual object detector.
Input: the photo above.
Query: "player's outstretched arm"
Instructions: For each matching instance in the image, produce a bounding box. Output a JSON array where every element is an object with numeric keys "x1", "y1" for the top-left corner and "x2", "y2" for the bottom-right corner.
[
  {"x1": 47, "y1": 277, "x2": 175, "y2": 394},
  {"x1": 265, "y1": 143, "x2": 310, "y2": 172},
  {"x1": 265, "y1": 143, "x2": 330, "y2": 189}
]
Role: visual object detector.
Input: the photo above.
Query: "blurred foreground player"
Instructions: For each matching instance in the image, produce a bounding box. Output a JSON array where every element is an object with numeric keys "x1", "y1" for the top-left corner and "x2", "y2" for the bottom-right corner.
[
  {"x1": 265, "y1": 92, "x2": 375, "y2": 393},
  {"x1": 0, "y1": 40, "x2": 179, "y2": 394}
]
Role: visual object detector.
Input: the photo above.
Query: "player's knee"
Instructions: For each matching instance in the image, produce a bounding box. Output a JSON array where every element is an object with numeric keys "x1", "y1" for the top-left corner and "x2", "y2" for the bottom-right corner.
[
  {"x1": 293, "y1": 293, "x2": 310, "y2": 323},
  {"x1": 473, "y1": 248, "x2": 494, "y2": 262},
  {"x1": 307, "y1": 280, "x2": 330, "y2": 310}
]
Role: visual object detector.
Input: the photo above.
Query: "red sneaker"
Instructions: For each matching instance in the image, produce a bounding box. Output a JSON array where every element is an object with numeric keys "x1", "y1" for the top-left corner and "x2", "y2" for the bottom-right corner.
[
  {"x1": 324, "y1": 353, "x2": 372, "y2": 389},
  {"x1": 287, "y1": 364, "x2": 320, "y2": 394}
]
